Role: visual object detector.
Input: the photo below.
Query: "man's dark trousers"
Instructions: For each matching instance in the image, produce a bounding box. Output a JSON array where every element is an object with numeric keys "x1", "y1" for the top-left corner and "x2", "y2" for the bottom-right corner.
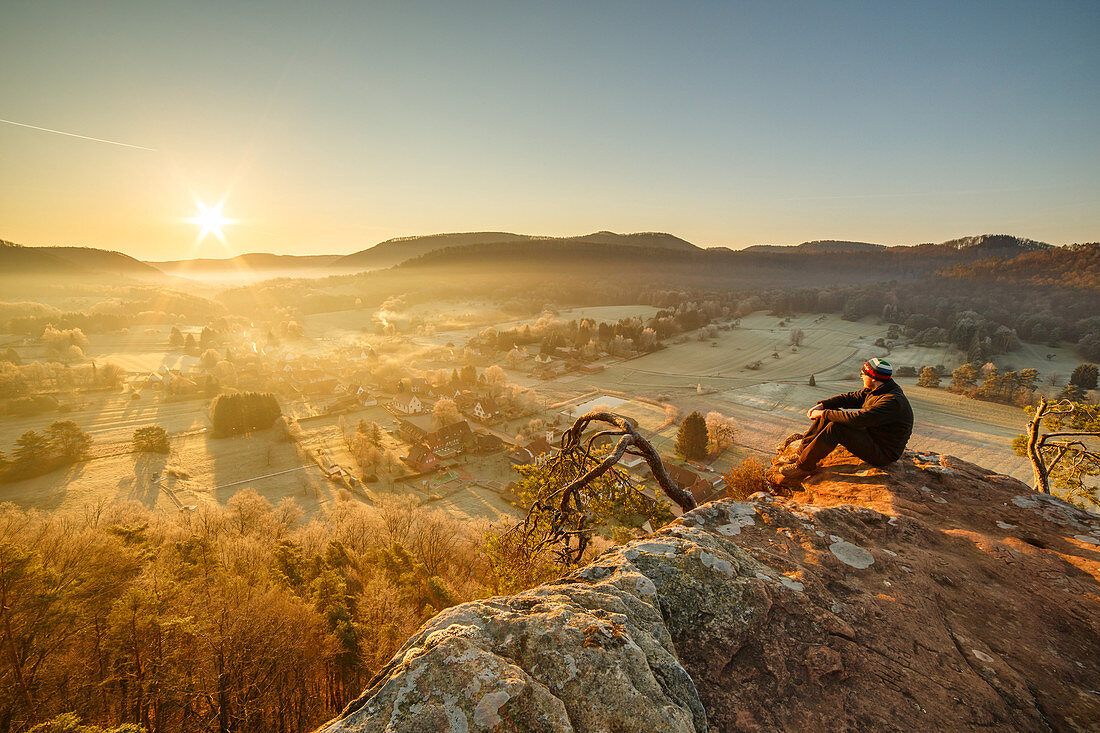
[{"x1": 797, "y1": 416, "x2": 893, "y2": 469}]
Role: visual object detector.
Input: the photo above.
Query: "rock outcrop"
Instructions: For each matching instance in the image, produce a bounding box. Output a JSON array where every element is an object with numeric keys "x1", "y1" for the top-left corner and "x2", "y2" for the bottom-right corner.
[{"x1": 321, "y1": 448, "x2": 1100, "y2": 732}]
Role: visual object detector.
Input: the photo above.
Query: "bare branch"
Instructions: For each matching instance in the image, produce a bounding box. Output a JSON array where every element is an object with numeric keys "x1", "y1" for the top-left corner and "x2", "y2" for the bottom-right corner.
[{"x1": 514, "y1": 411, "x2": 698, "y2": 566}]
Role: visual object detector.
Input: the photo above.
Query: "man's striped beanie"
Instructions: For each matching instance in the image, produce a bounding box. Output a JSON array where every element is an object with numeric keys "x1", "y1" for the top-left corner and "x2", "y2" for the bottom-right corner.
[{"x1": 862, "y1": 357, "x2": 893, "y2": 381}]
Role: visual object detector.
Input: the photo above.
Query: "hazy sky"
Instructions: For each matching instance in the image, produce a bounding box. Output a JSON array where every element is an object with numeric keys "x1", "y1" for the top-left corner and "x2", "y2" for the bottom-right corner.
[{"x1": 2, "y1": 1, "x2": 1097, "y2": 259}]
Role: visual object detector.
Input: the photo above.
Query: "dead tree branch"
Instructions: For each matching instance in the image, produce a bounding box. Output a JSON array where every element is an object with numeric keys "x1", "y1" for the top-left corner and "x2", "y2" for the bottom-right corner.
[
  {"x1": 1025, "y1": 397, "x2": 1100, "y2": 496},
  {"x1": 512, "y1": 411, "x2": 697, "y2": 565}
]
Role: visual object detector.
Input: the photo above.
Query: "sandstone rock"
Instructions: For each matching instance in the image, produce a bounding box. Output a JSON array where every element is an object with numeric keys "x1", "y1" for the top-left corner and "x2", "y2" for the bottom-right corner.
[{"x1": 321, "y1": 449, "x2": 1100, "y2": 732}]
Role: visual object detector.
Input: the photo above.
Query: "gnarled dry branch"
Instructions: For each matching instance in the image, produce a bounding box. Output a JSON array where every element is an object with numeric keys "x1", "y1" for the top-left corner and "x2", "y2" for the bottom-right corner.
[{"x1": 511, "y1": 411, "x2": 697, "y2": 565}]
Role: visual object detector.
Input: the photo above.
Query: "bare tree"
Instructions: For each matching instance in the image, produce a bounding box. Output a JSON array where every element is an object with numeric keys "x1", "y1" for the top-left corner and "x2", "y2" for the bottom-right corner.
[
  {"x1": 432, "y1": 398, "x2": 462, "y2": 429},
  {"x1": 705, "y1": 411, "x2": 737, "y2": 454},
  {"x1": 512, "y1": 412, "x2": 696, "y2": 565},
  {"x1": 1021, "y1": 397, "x2": 1100, "y2": 500}
]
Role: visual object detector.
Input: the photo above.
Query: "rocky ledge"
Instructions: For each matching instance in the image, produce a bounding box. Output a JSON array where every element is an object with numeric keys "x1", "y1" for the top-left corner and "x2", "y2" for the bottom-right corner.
[{"x1": 321, "y1": 448, "x2": 1100, "y2": 732}]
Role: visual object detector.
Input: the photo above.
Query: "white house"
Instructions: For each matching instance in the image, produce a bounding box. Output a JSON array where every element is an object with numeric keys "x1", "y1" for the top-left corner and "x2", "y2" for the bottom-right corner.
[
  {"x1": 391, "y1": 392, "x2": 422, "y2": 414},
  {"x1": 472, "y1": 397, "x2": 500, "y2": 420}
]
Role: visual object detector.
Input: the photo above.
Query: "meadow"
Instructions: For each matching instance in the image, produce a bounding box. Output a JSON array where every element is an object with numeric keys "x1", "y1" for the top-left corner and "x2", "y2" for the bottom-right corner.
[{"x1": 0, "y1": 303, "x2": 1072, "y2": 529}]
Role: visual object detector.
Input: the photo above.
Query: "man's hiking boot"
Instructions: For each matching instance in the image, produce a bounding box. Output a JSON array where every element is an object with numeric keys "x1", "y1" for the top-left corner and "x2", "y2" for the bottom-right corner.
[
  {"x1": 773, "y1": 432, "x2": 805, "y2": 467},
  {"x1": 766, "y1": 463, "x2": 816, "y2": 488}
]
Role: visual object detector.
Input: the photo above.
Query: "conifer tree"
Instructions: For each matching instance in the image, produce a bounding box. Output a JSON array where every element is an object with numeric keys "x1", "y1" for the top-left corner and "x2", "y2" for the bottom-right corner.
[
  {"x1": 675, "y1": 411, "x2": 707, "y2": 460},
  {"x1": 917, "y1": 366, "x2": 941, "y2": 388},
  {"x1": 1070, "y1": 363, "x2": 1098, "y2": 391}
]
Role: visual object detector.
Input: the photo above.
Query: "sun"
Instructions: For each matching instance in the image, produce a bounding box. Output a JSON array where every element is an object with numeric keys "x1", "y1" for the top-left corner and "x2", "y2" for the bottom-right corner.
[{"x1": 189, "y1": 200, "x2": 233, "y2": 241}]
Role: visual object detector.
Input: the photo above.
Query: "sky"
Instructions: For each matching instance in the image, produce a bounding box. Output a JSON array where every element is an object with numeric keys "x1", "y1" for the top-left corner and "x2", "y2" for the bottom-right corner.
[{"x1": 1, "y1": 0, "x2": 1097, "y2": 260}]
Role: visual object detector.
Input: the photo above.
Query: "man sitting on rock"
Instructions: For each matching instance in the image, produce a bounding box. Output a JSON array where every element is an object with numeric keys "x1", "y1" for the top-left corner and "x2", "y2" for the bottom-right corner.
[{"x1": 768, "y1": 358, "x2": 914, "y2": 487}]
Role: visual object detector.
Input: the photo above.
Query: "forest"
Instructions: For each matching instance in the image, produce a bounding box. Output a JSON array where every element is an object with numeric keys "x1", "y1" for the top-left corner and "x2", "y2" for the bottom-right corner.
[{"x1": 0, "y1": 491, "x2": 574, "y2": 733}]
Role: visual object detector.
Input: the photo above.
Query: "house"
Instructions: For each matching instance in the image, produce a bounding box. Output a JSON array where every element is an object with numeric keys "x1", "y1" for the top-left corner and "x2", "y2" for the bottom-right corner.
[
  {"x1": 304, "y1": 377, "x2": 339, "y2": 395},
  {"x1": 473, "y1": 431, "x2": 504, "y2": 453},
  {"x1": 424, "y1": 421, "x2": 473, "y2": 457},
  {"x1": 690, "y1": 474, "x2": 727, "y2": 504},
  {"x1": 403, "y1": 444, "x2": 438, "y2": 472},
  {"x1": 390, "y1": 392, "x2": 423, "y2": 414},
  {"x1": 355, "y1": 386, "x2": 378, "y2": 406},
  {"x1": 328, "y1": 395, "x2": 362, "y2": 414},
  {"x1": 453, "y1": 390, "x2": 476, "y2": 411},
  {"x1": 664, "y1": 463, "x2": 724, "y2": 504},
  {"x1": 507, "y1": 446, "x2": 537, "y2": 466},
  {"x1": 407, "y1": 377, "x2": 431, "y2": 395},
  {"x1": 534, "y1": 353, "x2": 552, "y2": 364},
  {"x1": 471, "y1": 397, "x2": 501, "y2": 421},
  {"x1": 665, "y1": 463, "x2": 705, "y2": 493},
  {"x1": 508, "y1": 437, "x2": 555, "y2": 466},
  {"x1": 396, "y1": 415, "x2": 435, "y2": 442}
]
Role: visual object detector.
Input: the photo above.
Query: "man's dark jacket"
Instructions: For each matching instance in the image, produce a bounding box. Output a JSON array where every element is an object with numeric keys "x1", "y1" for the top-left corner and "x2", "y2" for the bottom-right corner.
[{"x1": 818, "y1": 379, "x2": 914, "y2": 461}]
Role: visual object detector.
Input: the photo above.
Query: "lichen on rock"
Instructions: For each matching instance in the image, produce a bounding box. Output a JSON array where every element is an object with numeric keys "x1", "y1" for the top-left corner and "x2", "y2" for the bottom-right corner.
[{"x1": 321, "y1": 448, "x2": 1100, "y2": 732}]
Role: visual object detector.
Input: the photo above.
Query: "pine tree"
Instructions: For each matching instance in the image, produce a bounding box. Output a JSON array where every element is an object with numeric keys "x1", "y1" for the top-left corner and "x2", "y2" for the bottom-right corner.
[
  {"x1": 675, "y1": 411, "x2": 707, "y2": 460},
  {"x1": 808, "y1": 374, "x2": 816, "y2": 387},
  {"x1": 917, "y1": 366, "x2": 941, "y2": 388},
  {"x1": 1070, "y1": 363, "x2": 1098, "y2": 390}
]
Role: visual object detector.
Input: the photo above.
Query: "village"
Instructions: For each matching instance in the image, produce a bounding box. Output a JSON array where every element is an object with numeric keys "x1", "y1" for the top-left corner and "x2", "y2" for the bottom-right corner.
[
  {"x1": 0, "y1": 304, "x2": 753, "y2": 531},
  {"x1": 2, "y1": 294, "x2": 1073, "y2": 533}
]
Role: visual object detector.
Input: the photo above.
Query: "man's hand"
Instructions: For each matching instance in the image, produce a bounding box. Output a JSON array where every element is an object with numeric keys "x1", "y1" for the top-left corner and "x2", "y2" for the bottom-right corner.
[{"x1": 806, "y1": 404, "x2": 824, "y2": 420}]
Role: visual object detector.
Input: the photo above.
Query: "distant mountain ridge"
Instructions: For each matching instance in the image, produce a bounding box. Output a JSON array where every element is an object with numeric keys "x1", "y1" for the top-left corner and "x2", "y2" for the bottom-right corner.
[
  {"x1": 152, "y1": 253, "x2": 343, "y2": 273},
  {"x1": 0, "y1": 240, "x2": 164, "y2": 279},
  {"x1": 0, "y1": 232, "x2": 1065, "y2": 286},
  {"x1": 934, "y1": 233, "x2": 1051, "y2": 252},
  {"x1": 331, "y1": 232, "x2": 535, "y2": 270},
  {"x1": 743, "y1": 240, "x2": 886, "y2": 253},
  {"x1": 743, "y1": 234, "x2": 1050, "y2": 254},
  {"x1": 331, "y1": 230, "x2": 697, "y2": 270}
]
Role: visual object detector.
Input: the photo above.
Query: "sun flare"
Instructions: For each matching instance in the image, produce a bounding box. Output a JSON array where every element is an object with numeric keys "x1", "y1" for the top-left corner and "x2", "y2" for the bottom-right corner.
[{"x1": 189, "y1": 200, "x2": 233, "y2": 241}]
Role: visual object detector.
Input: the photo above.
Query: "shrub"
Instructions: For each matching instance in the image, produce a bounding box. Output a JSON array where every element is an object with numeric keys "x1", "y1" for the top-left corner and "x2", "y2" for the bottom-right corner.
[
  {"x1": 6, "y1": 394, "x2": 59, "y2": 416},
  {"x1": 132, "y1": 425, "x2": 170, "y2": 453},
  {"x1": 723, "y1": 456, "x2": 768, "y2": 500}
]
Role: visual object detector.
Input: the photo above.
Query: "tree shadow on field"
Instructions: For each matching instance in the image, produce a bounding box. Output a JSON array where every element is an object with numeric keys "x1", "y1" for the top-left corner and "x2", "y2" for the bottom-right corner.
[
  {"x1": 118, "y1": 452, "x2": 169, "y2": 507},
  {"x1": 0, "y1": 461, "x2": 88, "y2": 511},
  {"x1": 207, "y1": 428, "x2": 309, "y2": 506}
]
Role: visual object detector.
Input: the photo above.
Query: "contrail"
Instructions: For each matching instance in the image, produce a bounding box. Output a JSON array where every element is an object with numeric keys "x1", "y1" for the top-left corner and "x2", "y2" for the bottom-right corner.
[{"x1": 0, "y1": 118, "x2": 157, "y2": 151}]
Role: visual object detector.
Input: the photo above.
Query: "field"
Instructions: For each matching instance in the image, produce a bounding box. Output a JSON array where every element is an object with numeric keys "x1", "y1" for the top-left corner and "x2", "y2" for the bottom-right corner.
[
  {"x1": 536, "y1": 312, "x2": 1045, "y2": 484},
  {"x1": 1, "y1": 307, "x2": 1080, "y2": 522}
]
